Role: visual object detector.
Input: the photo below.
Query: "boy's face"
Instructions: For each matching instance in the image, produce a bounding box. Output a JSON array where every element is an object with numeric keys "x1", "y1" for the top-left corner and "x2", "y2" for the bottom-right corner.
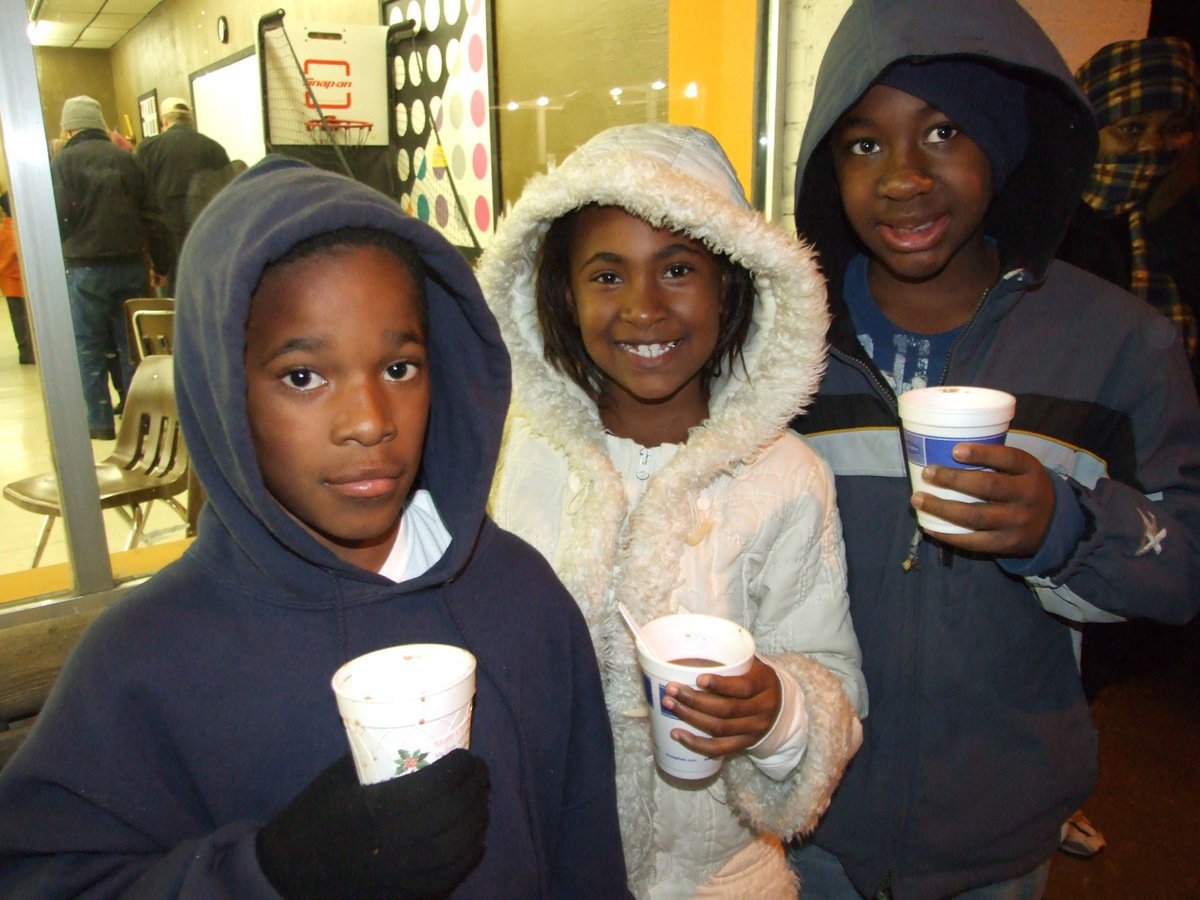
[
  {"x1": 244, "y1": 244, "x2": 430, "y2": 571},
  {"x1": 1098, "y1": 109, "x2": 1196, "y2": 157},
  {"x1": 566, "y1": 205, "x2": 721, "y2": 441},
  {"x1": 831, "y1": 84, "x2": 995, "y2": 289}
]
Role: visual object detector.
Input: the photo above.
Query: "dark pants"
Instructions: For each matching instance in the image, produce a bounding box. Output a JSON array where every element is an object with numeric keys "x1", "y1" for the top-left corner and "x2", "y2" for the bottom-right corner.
[
  {"x1": 5, "y1": 295, "x2": 33, "y2": 364},
  {"x1": 65, "y1": 262, "x2": 146, "y2": 431},
  {"x1": 788, "y1": 842, "x2": 1051, "y2": 900}
]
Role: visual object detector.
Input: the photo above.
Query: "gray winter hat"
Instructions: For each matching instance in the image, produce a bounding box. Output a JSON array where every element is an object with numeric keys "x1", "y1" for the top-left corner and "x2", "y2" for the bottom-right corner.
[{"x1": 60, "y1": 95, "x2": 108, "y2": 133}]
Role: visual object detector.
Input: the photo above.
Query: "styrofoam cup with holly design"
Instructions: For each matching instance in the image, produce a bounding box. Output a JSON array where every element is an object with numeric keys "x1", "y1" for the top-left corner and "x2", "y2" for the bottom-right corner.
[{"x1": 332, "y1": 644, "x2": 477, "y2": 785}]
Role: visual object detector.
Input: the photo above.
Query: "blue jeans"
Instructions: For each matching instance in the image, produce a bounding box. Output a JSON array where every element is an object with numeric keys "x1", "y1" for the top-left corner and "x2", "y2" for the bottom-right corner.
[
  {"x1": 65, "y1": 262, "x2": 146, "y2": 431},
  {"x1": 788, "y1": 842, "x2": 1051, "y2": 900}
]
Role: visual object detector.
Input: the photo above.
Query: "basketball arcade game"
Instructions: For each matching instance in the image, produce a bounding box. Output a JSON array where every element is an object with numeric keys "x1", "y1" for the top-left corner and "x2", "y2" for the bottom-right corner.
[{"x1": 257, "y1": 7, "x2": 496, "y2": 258}]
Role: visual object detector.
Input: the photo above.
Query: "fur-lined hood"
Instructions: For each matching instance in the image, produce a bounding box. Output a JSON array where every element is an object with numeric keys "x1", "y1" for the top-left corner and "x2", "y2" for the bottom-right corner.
[
  {"x1": 477, "y1": 123, "x2": 829, "y2": 450},
  {"x1": 478, "y1": 126, "x2": 853, "y2": 896}
]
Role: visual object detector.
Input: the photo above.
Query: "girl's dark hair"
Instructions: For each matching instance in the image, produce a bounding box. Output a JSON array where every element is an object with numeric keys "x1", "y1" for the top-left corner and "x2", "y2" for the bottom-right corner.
[
  {"x1": 263, "y1": 226, "x2": 428, "y2": 326},
  {"x1": 535, "y1": 205, "x2": 755, "y2": 398}
]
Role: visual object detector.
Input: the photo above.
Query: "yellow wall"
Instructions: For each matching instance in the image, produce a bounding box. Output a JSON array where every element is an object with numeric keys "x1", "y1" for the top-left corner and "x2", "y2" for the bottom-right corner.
[
  {"x1": 34, "y1": 48, "x2": 119, "y2": 145},
  {"x1": 667, "y1": 1, "x2": 757, "y2": 197},
  {"x1": 494, "y1": 0, "x2": 669, "y2": 203}
]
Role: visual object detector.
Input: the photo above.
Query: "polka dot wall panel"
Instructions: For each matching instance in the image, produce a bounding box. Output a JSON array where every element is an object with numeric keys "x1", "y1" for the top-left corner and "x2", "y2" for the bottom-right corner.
[{"x1": 389, "y1": 0, "x2": 496, "y2": 251}]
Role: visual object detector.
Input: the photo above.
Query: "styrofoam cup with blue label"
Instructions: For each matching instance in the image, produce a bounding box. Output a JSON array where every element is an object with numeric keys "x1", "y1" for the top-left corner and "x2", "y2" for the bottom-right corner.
[
  {"x1": 635, "y1": 613, "x2": 755, "y2": 780},
  {"x1": 898, "y1": 386, "x2": 1017, "y2": 535}
]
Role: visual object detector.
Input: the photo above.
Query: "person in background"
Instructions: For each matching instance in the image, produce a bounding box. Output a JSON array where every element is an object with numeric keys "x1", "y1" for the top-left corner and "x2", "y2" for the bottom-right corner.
[
  {"x1": 1059, "y1": 37, "x2": 1200, "y2": 390},
  {"x1": 1055, "y1": 33, "x2": 1200, "y2": 860},
  {"x1": 0, "y1": 156, "x2": 628, "y2": 898},
  {"x1": 137, "y1": 96, "x2": 230, "y2": 295},
  {"x1": 481, "y1": 123, "x2": 865, "y2": 897},
  {"x1": 50, "y1": 94, "x2": 172, "y2": 440},
  {"x1": 787, "y1": 0, "x2": 1200, "y2": 897},
  {"x1": 0, "y1": 192, "x2": 34, "y2": 365}
]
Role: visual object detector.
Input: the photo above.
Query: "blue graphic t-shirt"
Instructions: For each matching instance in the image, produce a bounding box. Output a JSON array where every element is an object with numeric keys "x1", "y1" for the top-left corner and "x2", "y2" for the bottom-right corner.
[{"x1": 844, "y1": 255, "x2": 964, "y2": 393}]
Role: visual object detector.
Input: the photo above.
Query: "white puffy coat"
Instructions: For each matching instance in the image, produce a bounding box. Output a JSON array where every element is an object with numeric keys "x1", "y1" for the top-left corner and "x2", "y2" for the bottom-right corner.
[{"x1": 479, "y1": 124, "x2": 866, "y2": 898}]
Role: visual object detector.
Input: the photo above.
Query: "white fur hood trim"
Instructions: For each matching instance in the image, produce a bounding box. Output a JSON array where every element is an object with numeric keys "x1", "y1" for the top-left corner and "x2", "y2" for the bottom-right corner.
[{"x1": 477, "y1": 126, "x2": 829, "y2": 455}]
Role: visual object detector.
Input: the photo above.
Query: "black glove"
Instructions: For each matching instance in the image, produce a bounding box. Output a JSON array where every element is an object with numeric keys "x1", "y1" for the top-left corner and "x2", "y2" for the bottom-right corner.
[{"x1": 256, "y1": 749, "x2": 490, "y2": 900}]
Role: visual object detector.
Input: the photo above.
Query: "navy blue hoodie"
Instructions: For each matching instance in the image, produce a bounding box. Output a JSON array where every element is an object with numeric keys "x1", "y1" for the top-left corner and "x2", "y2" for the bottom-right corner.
[{"x1": 0, "y1": 157, "x2": 627, "y2": 898}]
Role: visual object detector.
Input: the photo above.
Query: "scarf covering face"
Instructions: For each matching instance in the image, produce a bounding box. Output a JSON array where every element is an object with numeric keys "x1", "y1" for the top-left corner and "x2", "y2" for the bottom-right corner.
[
  {"x1": 1083, "y1": 149, "x2": 1179, "y2": 214},
  {"x1": 1077, "y1": 37, "x2": 1199, "y2": 362}
]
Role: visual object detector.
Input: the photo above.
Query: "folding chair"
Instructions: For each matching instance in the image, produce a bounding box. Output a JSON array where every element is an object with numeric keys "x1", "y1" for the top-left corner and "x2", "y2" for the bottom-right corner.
[
  {"x1": 124, "y1": 297, "x2": 175, "y2": 362},
  {"x1": 3, "y1": 357, "x2": 189, "y2": 566}
]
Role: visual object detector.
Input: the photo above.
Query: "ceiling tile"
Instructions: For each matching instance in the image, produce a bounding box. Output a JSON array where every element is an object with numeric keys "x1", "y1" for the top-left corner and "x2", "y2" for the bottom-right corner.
[
  {"x1": 28, "y1": 0, "x2": 163, "y2": 48},
  {"x1": 95, "y1": 12, "x2": 144, "y2": 27},
  {"x1": 102, "y1": 0, "x2": 162, "y2": 14},
  {"x1": 39, "y1": 10, "x2": 93, "y2": 24},
  {"x1": 30, "y1": 21, "x2": 83, "y2": 42},
  {"x1": 36, "y1": 1, "x2": 105, "y2": 14}
]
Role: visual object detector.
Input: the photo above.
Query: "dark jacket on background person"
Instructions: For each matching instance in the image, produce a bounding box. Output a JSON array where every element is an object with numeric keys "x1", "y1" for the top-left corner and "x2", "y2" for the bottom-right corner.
[
  {"x1": 51, "y1": 128, "x2": 172, "y2": 273},
  {"x1": 0, "y1": 157, "x2": 628, "y2": 898},
  {"x1": 137, "y1": 123, "x2": 230, "y2": 264},
  {"x1": 790, "y1": 0, "x2": 1200, "y2": 897},
  {"x1": 1061, "y1": 190, "x2": 1200, "y2": 318},
  {"x1": 1060, "y1": 189, "x2": 1200, "y2": 387}
]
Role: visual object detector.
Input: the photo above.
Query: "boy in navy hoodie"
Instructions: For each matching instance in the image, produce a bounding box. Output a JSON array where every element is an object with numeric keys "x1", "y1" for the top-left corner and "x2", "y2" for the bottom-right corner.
[
  {"x1": 0, "y1": 157, "x2": 628, "y2": 899},
  {"x1": 788, "y1": 1, "x2": 1200, "y2": 897}
]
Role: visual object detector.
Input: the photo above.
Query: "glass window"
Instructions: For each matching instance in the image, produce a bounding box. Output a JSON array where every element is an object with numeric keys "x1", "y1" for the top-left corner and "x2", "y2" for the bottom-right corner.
[{"x1": 0, "y1": 16, "x2": 191, "y2": 613}]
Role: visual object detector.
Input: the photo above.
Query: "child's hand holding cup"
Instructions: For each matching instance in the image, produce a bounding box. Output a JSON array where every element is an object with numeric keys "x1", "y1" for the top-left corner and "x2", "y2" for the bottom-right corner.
[
  {"x1": 634, "y1": 613, "x2": 756, "y2": 780},
  {"x1": 332, "y1": 644, "x2": 477, "y2": 785},
  {"x1": 898, "y1": 386, "x2": 1017, "y2": 535}
]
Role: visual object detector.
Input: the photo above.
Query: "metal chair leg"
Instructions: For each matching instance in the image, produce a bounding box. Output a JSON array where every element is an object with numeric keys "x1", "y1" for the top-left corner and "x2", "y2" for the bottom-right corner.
[
  {"x1": 123, "y1": 502, "x2": 149, "y2": 550},
  {"x1": 30, "y1": 515, "x2": 54, "y2": 568},
  {"x1": 164, "y1": 497, "x2": 186, "y2": 521}
]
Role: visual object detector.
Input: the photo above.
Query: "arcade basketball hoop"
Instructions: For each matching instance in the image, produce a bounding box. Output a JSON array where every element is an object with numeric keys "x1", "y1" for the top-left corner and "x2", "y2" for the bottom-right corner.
[{"x1": 304, "y1": 117, "x2": 373, "y2": 148}]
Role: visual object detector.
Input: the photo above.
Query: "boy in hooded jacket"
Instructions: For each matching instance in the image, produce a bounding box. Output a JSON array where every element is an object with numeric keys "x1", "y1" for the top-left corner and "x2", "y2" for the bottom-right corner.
[
  {"x1": 0, "y1": 156, "x2": 628, "y2": 899},
  {"x1": 787, "y1": 1, "x2": 1200, "y2": 898},
  {"x1": 481, "y1": 124, "x2": 865, "y2": 897}
]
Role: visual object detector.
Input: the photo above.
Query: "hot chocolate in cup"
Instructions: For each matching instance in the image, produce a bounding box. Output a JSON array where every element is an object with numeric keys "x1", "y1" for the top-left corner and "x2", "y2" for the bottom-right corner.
[
  {"x1": 898, "y1": 386, "x2": 1017, "y2": 535},
  {"x1": 635, "y1": 613, "x2": 756, "y2": 780},
  {"x1": 331, "y1": 644, "x2": 476, "y2": 785}
]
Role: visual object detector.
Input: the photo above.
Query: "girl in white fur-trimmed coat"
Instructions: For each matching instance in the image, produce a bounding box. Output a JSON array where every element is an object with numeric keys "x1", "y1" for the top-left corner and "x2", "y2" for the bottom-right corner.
[{"x1": 479, "y1": 124, "x2": 866, "y2": 898}]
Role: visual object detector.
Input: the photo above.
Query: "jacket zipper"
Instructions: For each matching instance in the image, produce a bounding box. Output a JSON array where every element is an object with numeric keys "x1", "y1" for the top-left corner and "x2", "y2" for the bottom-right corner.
[
  {"x1": 636, "y1": 446, "x2": 652, "y2": 481},
  {"x1": 838, "y1": 277, "x2": 1018, "y2": 886}
]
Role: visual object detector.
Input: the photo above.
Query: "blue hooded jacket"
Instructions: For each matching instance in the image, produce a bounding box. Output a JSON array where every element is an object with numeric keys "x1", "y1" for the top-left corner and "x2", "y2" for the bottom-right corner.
[
  {"x1": 0, "y1": 157, "x2": 627, "y2": 898},
  {"x1": 791, "y1": 1, "x2": 1200, "y2": 898}
]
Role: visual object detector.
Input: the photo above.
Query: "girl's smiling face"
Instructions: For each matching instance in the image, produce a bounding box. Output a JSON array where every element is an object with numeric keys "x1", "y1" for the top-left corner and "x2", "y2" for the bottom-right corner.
[{"x1": 567, "y1": 206, "x2": 722, "y2": 446}]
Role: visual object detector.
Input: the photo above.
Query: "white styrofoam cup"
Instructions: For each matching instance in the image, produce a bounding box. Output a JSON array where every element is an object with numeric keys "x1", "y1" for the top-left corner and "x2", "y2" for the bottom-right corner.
[
  {"x1": 635, "y1": 613, "x2": 755, "y2": 780},
  {"x1": 332, "y1": 644, "x2": 476, "y2": 785},
  {"x1": 898, "y1": 386, "x2": 1016, "y2": 535}
]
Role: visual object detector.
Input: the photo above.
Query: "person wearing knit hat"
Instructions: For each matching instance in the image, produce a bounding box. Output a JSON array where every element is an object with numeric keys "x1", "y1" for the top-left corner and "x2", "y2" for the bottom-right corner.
[
  {"x1": 59, "y1": 95, "x2": 108, "y2": 134},
  {"x1": 1061, "y1": 37, "x2": 1200, "y2": 387},
  {"x1": 51, "y1": 93, "x2": 172, "y2": 439},
  {"x1": 876, "y1": 59, "x2": 1030, "y2": 194},
  {"x1": 137, "y1": 92, "x2": 229, "y2": 294}
]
